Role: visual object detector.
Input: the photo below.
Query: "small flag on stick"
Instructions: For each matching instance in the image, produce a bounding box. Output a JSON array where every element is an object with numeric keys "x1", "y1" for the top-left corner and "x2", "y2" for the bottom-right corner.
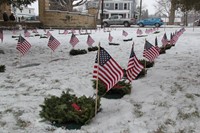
[
  {"x1": 161, "y1": 33, "x2": 168, "y2": 47},
  {"x1": 69, "y1": 33, "x2": 79, "y2": 47},
  {"x1": 108, "y1": 33, "x2": 113, "y2": 42},
  {"x1": 87, "y1": 34, "x2": 95, "y2": 46},
  {"x1": 143, "y1": 40, "x2": 159, "y2": 62},
  {"x1": 46, "y1": 31, "x2": 51, "y2": 38},
  {"x1": 93, "y1": 47, "x2": 124, "y2": 91},
  {"x1": 16, "y1": 35, "x2": 31, "y2": 55},
  {"x1": 126, "y1": 43, "x2": 144, "y2": 82},
  {"x1": 48, "y1": 35, "x2": 60, "y2": 51},
  {"x1": 24, "y1": 29, "x2": 30, "y2": 37},
  {"x1": 122, "y1": 30, "x2": 128, "y2": 37}
]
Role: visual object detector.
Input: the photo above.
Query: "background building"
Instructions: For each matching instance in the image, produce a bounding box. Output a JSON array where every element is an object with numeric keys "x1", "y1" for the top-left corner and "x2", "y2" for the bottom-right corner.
[
  {"x1": 11, "y1": 6, "x2": 36, "y2": 22},
  {"x1": 86, "y1": 0, "x2": 137, "y2": 19}
]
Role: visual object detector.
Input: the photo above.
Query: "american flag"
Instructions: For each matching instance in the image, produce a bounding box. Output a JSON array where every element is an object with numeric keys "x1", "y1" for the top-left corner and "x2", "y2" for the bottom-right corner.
[
  {"x1": 126, "y1": 44, "x2": 144, "y2": 82},
  {"x1": 122, "y1": 30, "x2": 128, "y2": 37},
  {"x1": 86, "y1": 34, "x2": 95, "y2": 46},
  {"x1": 155, "y1": 37, "x2": 160, "y2": 52},
  {"x1": 13, "y1": 28, "x2": 16, "y2": 35},
  {"x1": 161, "y1": 33, "x2": 168, "y2": 47},
  {"x1": 136, "y1": 29, "x2": 143, "y2": 35},
  {"x1": 69, "y1": 33, "x2": 79, "y2": 47},
  {"x1": 0, "y1": 29, "x2": 3, "y2": 42},
  {"x1": 145, "y1": 29, "x2": 149, "y2": 34},
  {"x1": 32, "y1": 28, "x2": 38, "y2": 33},
  {"x1": 16, "y1": 35, "x2": 31, "y2": 55},
  {"x1": 143, "y1": 40, "x2": 159, "y2": 62},
  {"x1": 24, "y1": 29, "x2": 30, "y2": 37},
  {"x1": 48, "y1": 35, "x2": 60, "y2": 51},
  {"x1": 173, "y1": 33, "x2": 179, "y2": 44},
  {"x1": 93, "y1": 47, "x2": 124, "y2": 91},
  {"x1": 170, "y1": 33, "x2": 176, "y2": 45},
  {"x1": 46, "y1": 31, "x2": 51, "y2": 38},
  {"x1": 71, "y1": 29, "x2": 76, "y2": 34},
  {"x1": 108, "y1": 33, "x2": 113, "y2": 42},
  {"x1": 63, "y1": 29, "x2": 68, "y2": 35}
]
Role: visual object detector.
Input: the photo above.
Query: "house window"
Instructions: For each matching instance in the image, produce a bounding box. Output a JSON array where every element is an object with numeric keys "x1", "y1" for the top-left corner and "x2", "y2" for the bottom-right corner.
[
  {"x1": 29, "y1": 10, "x2": 31, "y2": 14},
  {"x1": 114, "y1": 3, "x2": 119, "y2": 10},
  {"x1": 105, "y1": 3, "x2": 110, "y2": 8},
  {"x1": 124, "y1": 3, "x2": 127, "y2": 10}
]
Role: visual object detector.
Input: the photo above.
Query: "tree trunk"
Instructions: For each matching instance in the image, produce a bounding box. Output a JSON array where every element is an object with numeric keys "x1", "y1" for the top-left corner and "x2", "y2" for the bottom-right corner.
[
  {"x1": 184, "y1": 11, "x2": 188, "y2": 26},
  {"x1": 169, "y1": 0, "x2": 176, "y2": 25}
]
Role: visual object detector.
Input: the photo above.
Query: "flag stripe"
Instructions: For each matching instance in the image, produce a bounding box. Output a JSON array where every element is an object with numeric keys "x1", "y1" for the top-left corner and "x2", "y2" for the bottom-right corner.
[
  {"x1": 48, "y1": 35, "x2": 60, "y2": 51},
  {"x1": 93, "y1": 47, "x2": 123, "y2": 91},
  {"x1": 126, "y1": 45, "x2": 144, "y2": 82},
  {"x1": 16, "y1": 36, "x2": 31, "y2": 55},
  {"x1": 143, "y1": 40, "x2": 159, "y2": 62}
]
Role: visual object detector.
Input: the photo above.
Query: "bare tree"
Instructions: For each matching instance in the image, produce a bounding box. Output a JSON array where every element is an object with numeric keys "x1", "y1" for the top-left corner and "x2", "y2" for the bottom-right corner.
[
  {"x1": 154, "y1": 0, "x2": 178, "y2": 24},
  {"x1": 49, "y1": 0, "x2": 87, "y2": 11},
  {"x1": 154, "y1": 0, "x2": 171, "y2": 17}
]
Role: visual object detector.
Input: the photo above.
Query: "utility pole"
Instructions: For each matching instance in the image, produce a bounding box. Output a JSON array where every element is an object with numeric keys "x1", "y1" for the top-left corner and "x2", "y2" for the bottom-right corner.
[
  {"x1": 139, "y1": 0, "x2": 142, "y2": 20},
  {"x1": 101, "y1": 0, "x2": 104, "y2": 28}
]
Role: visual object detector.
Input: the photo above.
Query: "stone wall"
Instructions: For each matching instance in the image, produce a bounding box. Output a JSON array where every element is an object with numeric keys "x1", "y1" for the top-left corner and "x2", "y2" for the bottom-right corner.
[
  {"x1": 40, "y1": 10, "x2": 97, "y2": 29},
  {"x1": 39, "y1": 0, "x2": 97, "y2": 29}
]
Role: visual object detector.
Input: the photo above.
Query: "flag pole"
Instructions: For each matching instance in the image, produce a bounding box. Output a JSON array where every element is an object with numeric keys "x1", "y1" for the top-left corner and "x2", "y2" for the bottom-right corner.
[
  {"x1": 19, "y1": 34, "x2": 22, "y2": 67},
  {"x1": 51, "y1": 51, "x2": 52, "y2": 61},
  {"x1": 95, "y1": 42, "x2": 101, "y2": 116}
]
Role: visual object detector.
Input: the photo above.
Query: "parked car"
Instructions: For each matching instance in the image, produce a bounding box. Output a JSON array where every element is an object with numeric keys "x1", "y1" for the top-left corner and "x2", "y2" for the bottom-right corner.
[
  {"x1": 103, "y1": 15, "x2": 136, "y2": 27},
  {"x1": 137, "y1": 18, "x2": 164, "y2": 27}
]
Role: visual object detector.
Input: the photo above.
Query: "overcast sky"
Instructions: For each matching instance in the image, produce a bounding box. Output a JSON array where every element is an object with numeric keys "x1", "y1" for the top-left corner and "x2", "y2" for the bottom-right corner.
[
  {"x1": 142, "y1": 0, "x2": 156, "y2": 14},
  {"x1": 29, "y1": 0, "x2": 156, "y2": 15}
]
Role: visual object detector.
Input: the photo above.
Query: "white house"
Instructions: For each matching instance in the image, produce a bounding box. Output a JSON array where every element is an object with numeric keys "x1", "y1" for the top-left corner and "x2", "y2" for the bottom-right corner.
[
  {"x1": 86, "y1": 0, "x2": 137, "y2": 19},
  {"x1": 11, "y1": 6, "x2": 36, "y2": 22}
]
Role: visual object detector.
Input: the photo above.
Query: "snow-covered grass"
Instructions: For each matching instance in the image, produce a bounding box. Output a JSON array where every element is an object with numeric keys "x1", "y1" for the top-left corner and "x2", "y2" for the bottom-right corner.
[{"x1": 0, "y1": 26, "x2": 200, "y2": 133}]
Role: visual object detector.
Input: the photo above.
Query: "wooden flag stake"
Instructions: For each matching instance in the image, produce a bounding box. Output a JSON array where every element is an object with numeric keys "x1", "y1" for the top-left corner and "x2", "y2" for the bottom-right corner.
[
  {"x1": 144, "y1": 39, "x2": 147, "y2": 75},
  {"x1": 18, "y1": 34, "x2": 22, "y2": 67},
  {"x1": 51, "y1": 51, "x2": 53, "y2": 61},
  {"x1": 95, "y1": 42, "x2": 101, "y2": 116}
]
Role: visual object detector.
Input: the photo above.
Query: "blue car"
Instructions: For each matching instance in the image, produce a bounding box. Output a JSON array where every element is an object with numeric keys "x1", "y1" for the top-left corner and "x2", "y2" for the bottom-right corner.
[{"x1": 137, "y1": 18, "x2": 164, "y2": 27}]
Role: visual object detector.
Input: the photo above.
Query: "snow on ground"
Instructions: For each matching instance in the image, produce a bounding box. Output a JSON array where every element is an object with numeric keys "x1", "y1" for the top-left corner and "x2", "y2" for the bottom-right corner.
[{"x1": 0, "y1": 26, "x2": 200, "y2": 133}]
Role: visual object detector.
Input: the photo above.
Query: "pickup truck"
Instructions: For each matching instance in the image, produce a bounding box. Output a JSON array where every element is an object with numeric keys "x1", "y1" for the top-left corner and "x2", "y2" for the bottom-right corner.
[{"x1": 103, "y1": 15, "x2": 136, "y2": 27}]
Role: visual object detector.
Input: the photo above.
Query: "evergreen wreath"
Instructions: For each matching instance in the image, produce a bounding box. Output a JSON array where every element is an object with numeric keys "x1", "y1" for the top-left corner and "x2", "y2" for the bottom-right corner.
[
  {"x1": 109, "y1": 43, "x2": 120, "y2": 45},
  {"x1": 39, "y1": 91, "x2": 101, "y2": 129},
  {"x1": 69, "y1": 49, "x2": 87, "y2": 55},
  {"x1": 92, "y1": 80, "x2": 131, "y2": 99},
  {"x1": 0, "y1": 65, "x2": 5, "y2": 72},
  {"x1": 159, "y1": 47, "x2": 166, "y2": 54},
  {"x1": 88, "y1": 46, "x2": 98, "y2": 52},
  {"x1": 123, "y1": 38, "x2": 132, "y2": 42},
  {"x1": 165, "y1": 44, "x2": 172, "y2": 50},
  {"x1": 139, "y1": 59, "x2": 154, "y2": 68}
]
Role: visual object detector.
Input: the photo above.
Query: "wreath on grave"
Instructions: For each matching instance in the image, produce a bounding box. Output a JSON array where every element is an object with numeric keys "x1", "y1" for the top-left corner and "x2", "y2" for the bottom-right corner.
[
  {"x1": 139, "y1": 59, "x2": 154, "y2": 68},
  {"x1": 88, "y1": 46, "x2": 98, "y2": 52},
  {"x1": 109, "y1": 43, "x2": 120, "y2": 45},
  {"x1": 123, "y1": 38, "x2": 133, "y2": 42},
  {"x1": 69, "y1": 49, "x2": 87, "y2": 55},
  {"x1": 159, "y1": 47, "x2": 166, "y2": 54},
  {"x1": 165, "y1": 44, "x2": 172, "y2": 50},
  {"x1": 92, "y1": 80, "x2": 131, "y2": 99},
  {"x1": 39, "y1": 91, "x2": 101, "y2": 130}
]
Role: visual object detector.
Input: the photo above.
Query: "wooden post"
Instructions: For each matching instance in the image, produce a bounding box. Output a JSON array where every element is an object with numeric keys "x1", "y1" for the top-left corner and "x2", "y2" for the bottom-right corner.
[{"x1": 95, "y1": 42, "x2": 101, "y2": 115}]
